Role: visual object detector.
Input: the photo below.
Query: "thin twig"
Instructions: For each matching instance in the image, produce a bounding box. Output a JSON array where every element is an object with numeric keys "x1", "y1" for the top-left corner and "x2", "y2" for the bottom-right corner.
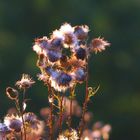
[
  {"x1": 59, "y1": 94, "x2": 64, "y2": 133},
  {"x1": 21, "y1": 89, "x2": 26, "y2": 140},
  {"x1": 68, "y1": 85, "x2": 76, "y2": 129},
  {"x1": 47, "y1": 83, "x2": 54, "y2": 140}
]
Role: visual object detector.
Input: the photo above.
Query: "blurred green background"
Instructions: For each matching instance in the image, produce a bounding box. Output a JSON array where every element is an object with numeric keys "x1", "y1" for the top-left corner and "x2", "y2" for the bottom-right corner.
[{"x1": 0, "y1": 0, "x2": 140, "y2": 139}]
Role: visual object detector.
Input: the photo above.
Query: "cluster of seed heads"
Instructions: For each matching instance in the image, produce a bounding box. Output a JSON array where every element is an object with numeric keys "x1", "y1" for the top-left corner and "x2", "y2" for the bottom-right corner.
[{"x1": 33, "y1": 23, "x2": 110, "y2": 92}]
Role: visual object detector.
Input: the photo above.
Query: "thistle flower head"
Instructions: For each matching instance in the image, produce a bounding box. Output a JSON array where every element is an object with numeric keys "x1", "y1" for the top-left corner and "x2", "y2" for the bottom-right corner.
[
  {"x1": 0, "y1": 123, "x2": 10, "y2": 135},
  {"x1": 90, "y1": 37, "x2": 110, "y2": 53},
  {"x1": 23, "y1": 112, "x2": 44, "y2": 135},
  {"x1": 23, "y1": 112, "x2": 39, "y2": 129},
  {"x1": 16, "y1": 74, "x2": 35, "y2": 89},
  {"x1": 4, "y1": 114, "x2": 22, "y2": 133},
  {"x1": 48, "y1": 71, "x2": 74, "y2": 92}
]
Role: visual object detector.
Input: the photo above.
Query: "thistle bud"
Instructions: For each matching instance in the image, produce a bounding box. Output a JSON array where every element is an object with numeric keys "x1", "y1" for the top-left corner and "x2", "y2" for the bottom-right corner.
[{"x1": 6, "y1": 87, "x2": 18, "y2": 100}]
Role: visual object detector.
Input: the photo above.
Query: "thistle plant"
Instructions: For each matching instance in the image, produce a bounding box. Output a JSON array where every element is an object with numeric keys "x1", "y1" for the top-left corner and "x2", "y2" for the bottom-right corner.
[{"x1": 0, "y1": 23, "x2": 111, "y2": 140}]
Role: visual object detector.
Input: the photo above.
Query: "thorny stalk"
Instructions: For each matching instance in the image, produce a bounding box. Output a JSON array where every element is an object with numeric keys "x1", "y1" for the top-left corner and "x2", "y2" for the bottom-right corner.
[
  {"x1": 68, "y1": 85, "x2": 76, "y2": 129},
  {"x1": 14, "y1": 99, "x2": 24, "y2": 140},
  {"x1": 79, "y1": 58, "x2": 89, "y2": 137},
  {"x1": 15, "y1": 90, "x2": 27, "y2": 140},
  {"x1": 59, "y1": 94, "x2": 64, "y2": 133}
]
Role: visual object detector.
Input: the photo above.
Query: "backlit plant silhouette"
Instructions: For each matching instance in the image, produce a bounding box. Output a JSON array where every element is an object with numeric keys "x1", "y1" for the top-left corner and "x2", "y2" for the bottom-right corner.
[{"x1": 0, "y1": 23, "x2": 111, "y2": 140}]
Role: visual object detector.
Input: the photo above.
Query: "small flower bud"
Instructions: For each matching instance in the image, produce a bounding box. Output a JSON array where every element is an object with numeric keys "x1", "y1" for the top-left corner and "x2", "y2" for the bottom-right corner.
[{"x1": 6, "y1": 87, "x2": 18, "y2": 100}]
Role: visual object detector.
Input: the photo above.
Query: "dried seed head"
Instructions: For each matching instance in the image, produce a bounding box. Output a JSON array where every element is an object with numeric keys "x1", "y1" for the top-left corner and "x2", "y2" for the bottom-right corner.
[
  {"x1": 33, "y1": 23, "x2": 110, "y2": 92},
  {"x1": 16, "y1": 74, "x2": 35, "y2": 89},
  {"x1": 6, "y1": 87, "x2": 18, "y2": 100},
  {"x1": 90, "y1": 37, "x2": 110, "y2": 53}
]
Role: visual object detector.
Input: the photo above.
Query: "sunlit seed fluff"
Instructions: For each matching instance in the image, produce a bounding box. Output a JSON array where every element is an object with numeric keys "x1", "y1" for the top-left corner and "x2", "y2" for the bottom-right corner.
[
  {"x1": 37, "y1": 73, "x2": 48, "y2": 83},
  {"x1": 90, "y1": 37, "x2": 110, "y2": 53},
  {"x1": 57, "y1": 129, "x2": 79, "y2": 140},
  {"x1": 33, "y1": 44, "x2": 42, "y2": 55},
  {"x1": 57, "y1": 134, "x2": 68, "y2": 140},
  {"x1": 52, "y1": 30, "x2": 64, "y2": 40},
  {"x1": 84, "y1": 137, "x2": 90, "y2": 140},
  {"x1": 4, "y1": 114, "x2": 22, "y2": 133},
  {"x1": 59, "y1": 23, "x2": 74, "y2": 34},
  {"x1": 16, "y1": 74, "x2": 35, "y2": 89}
]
